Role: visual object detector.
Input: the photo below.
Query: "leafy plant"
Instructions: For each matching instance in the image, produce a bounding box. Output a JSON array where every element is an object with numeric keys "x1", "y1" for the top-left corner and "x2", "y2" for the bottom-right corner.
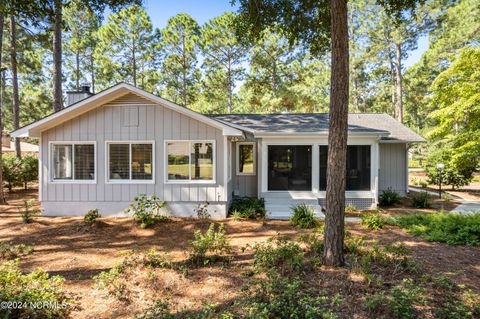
[
  {"x1": 253, "y1": 237, "x2": 304, "y2": 275},
  {"x1": 361, "y1": 212, "x2": 386, "y2": 230},
  {"x1": 19, "y1": 200, "x2": 40, "y2": 224},
  {"x1": 194, "y1": 202, "x2": 210, "y2": 219},
  {"x1": 0, "y1": 242, "x2": 33, "y2": 261},
  {"x1": 411, "y1": 192, "x2": 431, "y2": 208},
  {"x1": 345, "y1": 204, "x2": 357, "y2": 214},
  {"x1": 142, "y1": 248, "x2": 173, "y2": 269},
  {"x1": 0, "y1": 259, "x2": 71, "y2": 318},
  {"x1": 84, "y1": 209, "x2": 101, "y2": 225},
  {"x1": 366, "y1": 279, "x2": 425, "y2": 319},
  {"x1": 1, "y1": 154, "x2": 38, "y2": 191},
  {"x1": 246, "y1": 271, "x2": 340, "y2": 318},
  {"x1": 290, "y1": 203, "x2": 318, "y2": 228},
  {"x1": 188, "y1": 223, "x2": 230, "y2": 265},
  {"x1": 125, "y1": 195, "x2": 168, "y2": 228},
  {"x1": 379, "y1": 188, "x2": 401, "y2": 207},
  {"x1": 396, "y1": 213, "x2": 480, "y2": 245},
  {"x1": 228, "y1": 197, "x2": 266, "y2": 219}
]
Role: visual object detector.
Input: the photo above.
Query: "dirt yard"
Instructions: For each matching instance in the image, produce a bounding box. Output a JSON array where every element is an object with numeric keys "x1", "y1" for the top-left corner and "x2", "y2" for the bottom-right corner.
[{"x1": 1, "y1": 189, "x2": 479, "y2": 318}]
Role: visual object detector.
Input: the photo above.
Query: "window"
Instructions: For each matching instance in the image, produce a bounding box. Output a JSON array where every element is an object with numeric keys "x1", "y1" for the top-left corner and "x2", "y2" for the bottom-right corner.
[
  {"x1": 51, "y1": 143, "x2": 95, "y2": 181},
  {"x1": 268, "y1": 145, "x2": 312, "y2": 191},
  {"x1": 108, "y1": 142, "x2": 153, "y2": 182},
  {"x1": 319, "y1": 145, "x2": 371, "y2": 191},
  {"x1": 166, "y1": 141, "x2": 215, "y2": 182},
  {"x1": 237, "y1": 143, "x2": 255, "y2": 175}
]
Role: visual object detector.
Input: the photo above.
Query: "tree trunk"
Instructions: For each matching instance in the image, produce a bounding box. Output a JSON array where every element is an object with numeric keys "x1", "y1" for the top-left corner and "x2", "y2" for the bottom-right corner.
[
  {"x1": 0, "y1": 14, "x2": 7, "y2": 204},
  {"x1": 90, "y1": 54, "x2": 95, "y2": 93},
  {"x1": 10, "y1": 15, "x2": 21, "y2": 159},
  {"x1": 75, "y1": 50, "x2": 80, "y2": 89},
  {"x1": 323, "y1": 0, "x2": 349, "y2": 267},
  {"x1": 227, "y1": 58, "x2": 233, "y2": 113},
  {"x1": 390, "y1": 59, "x2": 396, "y2": 117},
  {"x1": 395, "y1": 42, "x2": 403, "y2": 123},
  {"x1": 52, "y1": 0, "x2": 63, "y2": 112}
]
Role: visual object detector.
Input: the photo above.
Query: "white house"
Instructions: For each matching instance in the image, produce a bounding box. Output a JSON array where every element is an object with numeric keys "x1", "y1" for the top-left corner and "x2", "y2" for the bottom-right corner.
[{"x1": 12, "y1": 83, "x2": 424, "y2": 218}]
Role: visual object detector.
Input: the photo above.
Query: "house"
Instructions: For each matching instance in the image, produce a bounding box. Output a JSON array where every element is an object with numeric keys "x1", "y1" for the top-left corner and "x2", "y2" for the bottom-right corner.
[
  {"x1": 11, "y1": 83, "x2": 424, "y2": 218},
  {"x1": 2, "y1": 132, "x2": 39, "y2": 155}
]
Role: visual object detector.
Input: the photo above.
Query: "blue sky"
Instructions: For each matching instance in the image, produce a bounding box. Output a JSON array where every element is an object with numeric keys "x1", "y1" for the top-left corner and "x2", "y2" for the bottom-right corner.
[{"x1": 123, "y1": 0, "x2": 428, "y2": 68}]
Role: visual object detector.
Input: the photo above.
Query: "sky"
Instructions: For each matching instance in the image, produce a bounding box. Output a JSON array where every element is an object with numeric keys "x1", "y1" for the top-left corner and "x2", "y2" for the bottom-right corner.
[{"x1": 111, "y1": 0, "x2": 428, "y2": 68}]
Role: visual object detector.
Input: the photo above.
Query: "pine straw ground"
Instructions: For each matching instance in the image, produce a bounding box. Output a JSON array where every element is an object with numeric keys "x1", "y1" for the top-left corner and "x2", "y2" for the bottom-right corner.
[{"x1": 0, "y1": 189, "x2": 479, "y2": 318}]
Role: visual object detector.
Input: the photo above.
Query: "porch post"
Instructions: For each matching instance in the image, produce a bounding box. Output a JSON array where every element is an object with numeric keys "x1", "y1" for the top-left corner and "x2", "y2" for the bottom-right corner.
[{"x1": 312, "y1": 143, "x2": 319, "y2": 193}]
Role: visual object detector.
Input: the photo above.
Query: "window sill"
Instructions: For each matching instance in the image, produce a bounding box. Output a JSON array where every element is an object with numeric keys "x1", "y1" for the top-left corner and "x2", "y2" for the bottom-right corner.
[
  {"x1": 165, "y1": 180, "x2": 216, "y2": 185},
  {"x1": 236, "y1": 173, "x2": 256, "y2": 176},
  {"x1": 49, "y1": 180, "x2": 97, "y2": 184},
  {"x1": 106, "y1": 180, "x2": 155, "y2": 185}
]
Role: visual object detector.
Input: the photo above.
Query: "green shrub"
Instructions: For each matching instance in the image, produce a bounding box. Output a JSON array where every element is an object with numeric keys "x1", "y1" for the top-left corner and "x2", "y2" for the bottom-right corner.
[
  {"x1": 2, "y1": 154, "x2": 38, "y2": 190},
  {"x1": 425, "y1": 148, "x2": 476, "y2": 189},
  {"x1": 253, "y1": 237, "x2": 304, "y2": 274},
  {"x1": 361, "y1": 213, "x2": 386, "y2": 230},
  {"x1": 0, "y1": 242, "x2": 33, "y2": 261},
  {"x1": 396, "y1": 213, "x2": 480, "y2": 245},
  {"x1": 345, "y1": 204, "x2": 357, "y2": 214},
  {"x1": 142, "y1": 248, "x2": 173, "y2": 268},
  {"x1": 189, "y1": 223, "x2": 230, "y2": 265},
  {"x1": 299, "y1": 233, "x2": 324, "y2": 257},
  {"x1": 84, "y1": 209, "x2": 101, "y2": 224},
  {"x1": 19, "y1": 200, "x2": 40, "y2": 224},
  {"x1": 379, "y1": 188, "x2": 401, "y2": 207},
  {"x1": 0, "y1": 259, "x2": 71, "y2": 318},
  {"x1": 228, "y1": 197, "x2": 266, "y2": 219},
  {"x1": 290, "y1": 203, "x2": 318, "y2": 228},
  {"x1": 246, "y1": 271, "x2": 340, "y2": 319},
  {"x1": 367, "y1": 279, "x2": 425, "y2": 319},
  {"x1": 125, "y1": 195, "x2": 168, "y2": 228},
  {"x1": 411, "y1": 192, "x2": 431, "y2": 208}
]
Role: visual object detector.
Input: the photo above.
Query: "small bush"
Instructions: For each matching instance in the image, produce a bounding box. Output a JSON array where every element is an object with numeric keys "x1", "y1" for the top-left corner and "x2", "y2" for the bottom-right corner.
[
  {"x1": 189, "y1": 223, "x2": 230, "y2": 265},
  {"x1": 228, "y1": 197, "x2": 266, "y2": 219},
  {"x1": 19, "y1": 200, "x2": 40, "y2": 224},
  {"x1": 290, "y1": 203, "x2": 318, "y2": 228},
  {"x1": 253, "y1": 237, "x2": 304, "y2": 274},
  {"x1": 84, "y1": 209, "x2": 101, "y2": 224},
  {"x1": 0, "y1": 259, "x2": 71, "y2": 318},
  {"x1": 411, "y1": 192, "x2": 431, "y2": 208},
  {"x1": 366, "y1": 279, "x2": 425, "y2": 319},
  {"x1": 2, "y1": 154, "x2": 38, "y2": 190},
  {"x1": 246, "y1": 271, "x2": 340, "y2": 318},
  {"x1": 379, "y1": 188, "x2": 401, "y2": 207},
  {"x1": 125, "y1": 195, "x2": 168, "y2": 228},
  {"x1": 0, "y1": 242, "x2": 33, "y2": 261},
  {"x1": 361, "y1": 213, "x2": 386, "y2": 230},
  {"x1": 345, "y1": 204, "x2": 357, "y2": 214},
  {"x1": 142, "y1": 248, "x2": 173, "y2": 268},
  {"x1": 396, "y1": 213, "x2": 480, "y2": 245}
]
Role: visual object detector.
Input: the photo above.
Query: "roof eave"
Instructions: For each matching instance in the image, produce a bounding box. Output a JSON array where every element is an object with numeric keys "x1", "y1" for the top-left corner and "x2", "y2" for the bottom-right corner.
[
  {"x1": 11, "y1": 83, "x2": 244, "y2": 138},
  {"x1": 253, "y1": 131, "x2": 390, "y2": 138}
]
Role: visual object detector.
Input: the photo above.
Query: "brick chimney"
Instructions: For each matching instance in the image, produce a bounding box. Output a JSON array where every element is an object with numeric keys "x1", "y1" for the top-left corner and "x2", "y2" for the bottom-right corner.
[{"x1": 66, "y1": 84, "x2": 93, "y2": 106}]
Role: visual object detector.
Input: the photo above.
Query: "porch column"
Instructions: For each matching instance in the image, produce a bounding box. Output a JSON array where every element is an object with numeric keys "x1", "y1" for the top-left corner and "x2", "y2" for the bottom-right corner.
[{"x1": 312, "y1": 143, "x2": 319, "y2": 193}]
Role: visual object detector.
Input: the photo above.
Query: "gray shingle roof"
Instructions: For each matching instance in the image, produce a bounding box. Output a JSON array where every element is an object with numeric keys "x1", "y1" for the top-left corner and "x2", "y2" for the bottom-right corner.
[{"x1": 208, "y1": 113, "x2": 425, "y2": 142}]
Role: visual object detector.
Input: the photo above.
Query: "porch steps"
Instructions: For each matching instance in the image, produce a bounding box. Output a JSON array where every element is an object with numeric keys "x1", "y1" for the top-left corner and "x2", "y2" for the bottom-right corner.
[{"x1": 264, "y1": 196, "x2": 325, "y2": 220}]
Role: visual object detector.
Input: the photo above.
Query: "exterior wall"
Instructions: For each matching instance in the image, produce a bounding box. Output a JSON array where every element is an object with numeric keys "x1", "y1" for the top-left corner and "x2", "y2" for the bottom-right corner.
[
  {"x1": 40, "y1": 93, "x2": 227, "y2": 218},
  {"x1": 231, "y1": 140, "x2": 258, "y2": 197},
  {"x1": 379, "y1": 143, "x2": 408, "y2": 196}
]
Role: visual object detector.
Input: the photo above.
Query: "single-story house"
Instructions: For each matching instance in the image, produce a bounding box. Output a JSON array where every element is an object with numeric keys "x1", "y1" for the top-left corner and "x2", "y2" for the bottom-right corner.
[
  {"x1": 2, "y1": 132, "x2": 39, "y2": 155},
  {"x1": 11, "y1": 83, "x2": 424, "y2": 218}
]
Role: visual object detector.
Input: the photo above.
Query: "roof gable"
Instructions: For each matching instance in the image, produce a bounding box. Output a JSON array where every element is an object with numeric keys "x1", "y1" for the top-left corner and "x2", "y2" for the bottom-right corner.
[{"x1": 11, "y1": 83, "x2": 243, "y2": 138}]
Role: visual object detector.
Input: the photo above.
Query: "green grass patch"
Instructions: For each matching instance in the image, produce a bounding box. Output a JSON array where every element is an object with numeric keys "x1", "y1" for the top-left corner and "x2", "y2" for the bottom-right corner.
[{"x1": 396, "y1": 213, "x2": 480, "y2": 245}]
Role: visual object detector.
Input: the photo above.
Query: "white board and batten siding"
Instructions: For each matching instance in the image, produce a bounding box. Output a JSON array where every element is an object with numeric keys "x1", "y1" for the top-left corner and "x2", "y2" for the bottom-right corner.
[
  {"x1": 379, "y1": 143, "x2": 408, "y2": 196},
  {"x1": 40, "y1": 93, "x2": 227, "y2": 217}
]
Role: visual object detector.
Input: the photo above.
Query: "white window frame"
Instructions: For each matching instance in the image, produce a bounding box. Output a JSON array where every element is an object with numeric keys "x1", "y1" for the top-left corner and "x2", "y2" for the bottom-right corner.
[
  {"x1": 105, "y1": 140, "x2": 155, "y2": 184},
  {"x1": 48, "y1": 141, "x2": 97, "y2": 184},
  {"x1": 236, "y1": 142, "x2": 256, "y2": 176},
  {"x1": 164, "y1": 140, "x2": 216, "y2": 184}
]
